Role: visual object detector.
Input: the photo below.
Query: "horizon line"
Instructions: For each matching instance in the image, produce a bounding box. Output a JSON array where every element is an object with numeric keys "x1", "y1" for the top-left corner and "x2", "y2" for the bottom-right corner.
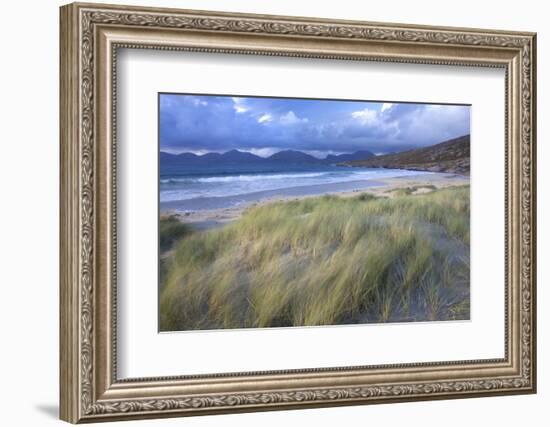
[
  {"x1": 161, "y1": 148, "x2": 372, "y2": 159},
  {"x1": 160, "y1": 133, "x2": 470, "y2": 158}
]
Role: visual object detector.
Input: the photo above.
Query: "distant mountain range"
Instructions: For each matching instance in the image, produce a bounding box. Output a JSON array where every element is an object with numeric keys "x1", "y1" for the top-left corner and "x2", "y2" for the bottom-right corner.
[
  {"x1": 160, "y1": 136, "x2": 470, "y2": 175},
  {"x1": 160, "y1": 148, "x2": 375, "y2": 167},
  {"x1": 341, "y1": 135, "x2": 470, "y2": 175}
]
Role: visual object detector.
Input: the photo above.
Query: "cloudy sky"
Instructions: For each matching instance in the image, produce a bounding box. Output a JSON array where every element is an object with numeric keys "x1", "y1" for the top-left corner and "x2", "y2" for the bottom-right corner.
[{"x1": 159, "y1": 93, "x2": 470, "y2": 157}]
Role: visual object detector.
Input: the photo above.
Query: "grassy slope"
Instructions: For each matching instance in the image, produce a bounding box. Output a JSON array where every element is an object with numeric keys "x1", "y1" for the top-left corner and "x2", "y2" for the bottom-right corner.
[
  {"x1": 160, "y1": 186, "x2": 470, "y2": 331},
  {"x1": 159, "y1": 215, "x2": 191, "y2": 252},
  {"x1": 343, "y1": 135, "x2": 470, "y2": 174}
]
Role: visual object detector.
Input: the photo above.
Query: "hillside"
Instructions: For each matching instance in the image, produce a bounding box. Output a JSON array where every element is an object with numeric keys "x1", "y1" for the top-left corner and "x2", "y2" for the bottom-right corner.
[
  {"x1": 267, "y1": 150, "x2": 320, "y2": 163},
  {"x1": 343, "y1": 135, "x2": 470, "y2": 175},
  {"x1": 325, "y1": 150, "x2": 374, "y2": 163}
]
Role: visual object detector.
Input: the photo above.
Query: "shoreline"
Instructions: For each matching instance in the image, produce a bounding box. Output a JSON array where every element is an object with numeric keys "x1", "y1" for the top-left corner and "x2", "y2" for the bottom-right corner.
[{"x1": 162, "y1": 172, "x2": 469, "y2": 231}]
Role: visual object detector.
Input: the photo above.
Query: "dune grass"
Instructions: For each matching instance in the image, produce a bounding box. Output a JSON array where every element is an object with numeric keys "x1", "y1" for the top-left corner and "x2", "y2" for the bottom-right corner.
[
  {"x1": 160, "y1": 185, "x2": 470, "y2": 331},
  {"x1": 160, "y1": 215, "x2": 191, "y2": 252},
  {"x1": 387, "y1": 184, "x2": 438, "y2": 196}
]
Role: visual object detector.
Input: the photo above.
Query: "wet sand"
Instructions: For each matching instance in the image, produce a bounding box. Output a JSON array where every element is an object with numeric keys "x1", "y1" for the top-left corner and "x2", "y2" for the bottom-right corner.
[{"x1": 161, "y1": 173, "x2": 469, "y2": 231}]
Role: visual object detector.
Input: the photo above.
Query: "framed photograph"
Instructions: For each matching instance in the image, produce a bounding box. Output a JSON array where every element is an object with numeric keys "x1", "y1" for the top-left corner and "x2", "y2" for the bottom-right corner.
[{"x1": 60, "y1": 2, "x2": 537, "y2": 423}]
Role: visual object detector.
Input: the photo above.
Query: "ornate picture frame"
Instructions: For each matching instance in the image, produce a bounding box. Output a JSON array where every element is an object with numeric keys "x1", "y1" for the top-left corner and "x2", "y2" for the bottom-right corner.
[{"x1": 60, "y1": 2, "x2": 536, "y2": 423}]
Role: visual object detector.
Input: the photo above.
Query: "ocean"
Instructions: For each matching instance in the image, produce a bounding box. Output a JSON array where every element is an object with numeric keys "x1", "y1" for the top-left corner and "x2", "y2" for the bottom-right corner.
[{"x1": 159, "y1": 163, "x2": 428, "y2": 212}]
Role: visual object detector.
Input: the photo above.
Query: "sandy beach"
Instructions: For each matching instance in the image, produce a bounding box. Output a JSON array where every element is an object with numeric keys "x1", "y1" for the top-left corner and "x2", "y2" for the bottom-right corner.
[{"x1": 161, "y1": 172, "x2": 469, "y2": 231}]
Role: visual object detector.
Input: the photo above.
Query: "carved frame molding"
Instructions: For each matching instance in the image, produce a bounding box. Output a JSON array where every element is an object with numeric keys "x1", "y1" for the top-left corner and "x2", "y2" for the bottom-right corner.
[{"x1": 60, "y1": 2, "x2": 536, "y2": 423}]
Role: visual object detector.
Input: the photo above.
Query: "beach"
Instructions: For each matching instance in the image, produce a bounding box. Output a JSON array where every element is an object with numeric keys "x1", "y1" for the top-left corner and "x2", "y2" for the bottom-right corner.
[
  {"x1": 161, "y1": 172, "x2": 469, "y2": 231},
  {"x1": 160, "y1": 178, "x2": 471, "y2": 330},
  {"x1": 157, "y1": 95, "x2": 472, "y2": 331}
]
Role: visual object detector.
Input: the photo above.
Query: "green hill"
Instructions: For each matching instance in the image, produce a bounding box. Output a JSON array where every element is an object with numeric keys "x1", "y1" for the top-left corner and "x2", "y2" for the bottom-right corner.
[{"x1": 342, "y1": 135, "x2": 470, "y2": 175}]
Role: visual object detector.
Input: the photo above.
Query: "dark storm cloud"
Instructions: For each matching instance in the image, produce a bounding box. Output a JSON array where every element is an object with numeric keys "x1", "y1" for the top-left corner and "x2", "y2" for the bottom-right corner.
[{"x1": 160, "y1": 94, "x2": 470, "y2": 156}]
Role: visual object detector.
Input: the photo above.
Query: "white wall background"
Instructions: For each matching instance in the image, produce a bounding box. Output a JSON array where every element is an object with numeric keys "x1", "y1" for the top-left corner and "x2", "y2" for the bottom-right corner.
[{"x1": 0, "y1": 0, "x2": 545, "y2": 426}]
